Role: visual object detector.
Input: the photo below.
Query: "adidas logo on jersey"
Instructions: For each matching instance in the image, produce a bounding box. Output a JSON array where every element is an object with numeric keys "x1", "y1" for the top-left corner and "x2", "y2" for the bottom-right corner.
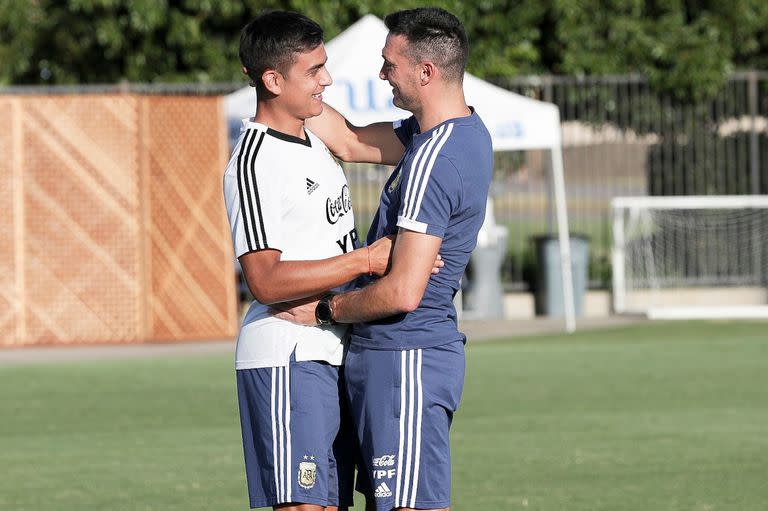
[
  {"x1": 306, "y1": 177, "x2": 319, "y2": 195},
  {"x1": 374, "y1": 482, "x2": 392, "y2": 498}
]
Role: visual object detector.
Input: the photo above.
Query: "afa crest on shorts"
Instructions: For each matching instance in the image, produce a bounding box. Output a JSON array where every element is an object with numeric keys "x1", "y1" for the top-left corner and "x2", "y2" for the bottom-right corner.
[{"x1": 298, "y1": 461, "x2": 317, "y2": 489}]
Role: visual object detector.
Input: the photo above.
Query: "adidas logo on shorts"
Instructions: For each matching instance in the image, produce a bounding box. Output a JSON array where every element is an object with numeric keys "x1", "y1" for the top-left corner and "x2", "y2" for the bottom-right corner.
[
  {"x1": 306, "y1": 177, "x2": 319, "y2": 195},
  {"x1": 374, "y1": 482, "x2": 392, "y2": 498}
]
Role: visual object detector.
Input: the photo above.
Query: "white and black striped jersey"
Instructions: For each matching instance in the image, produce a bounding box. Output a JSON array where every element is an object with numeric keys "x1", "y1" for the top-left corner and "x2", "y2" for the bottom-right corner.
[{"x1": 223, "y1": 119, "x2": 359, "y2": 369}]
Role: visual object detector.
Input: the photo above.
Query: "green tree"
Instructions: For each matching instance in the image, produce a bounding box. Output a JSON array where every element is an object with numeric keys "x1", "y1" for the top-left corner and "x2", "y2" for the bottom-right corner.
[
  {"x1": 0, "y1": 0, "x2": 553, "y2": 85},
  {"x1": 1, "y1": 0, "x2": 250, "y2": 84},
  {"x1": 2, "y1": 0, "x2": 768, "y2": 105}
]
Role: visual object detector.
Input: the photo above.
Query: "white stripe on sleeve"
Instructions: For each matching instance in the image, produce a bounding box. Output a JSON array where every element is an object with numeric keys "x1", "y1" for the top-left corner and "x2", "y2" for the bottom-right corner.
[
  {"x1": 403, "y1": 125, "x2": 444, "y2": 220},
  {"x1": 410, "y1": 123, "x2": 454, "y2": 221}
]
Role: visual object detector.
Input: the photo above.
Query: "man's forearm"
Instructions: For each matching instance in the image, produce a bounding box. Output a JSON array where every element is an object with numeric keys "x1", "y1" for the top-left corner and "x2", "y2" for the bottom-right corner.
[
  {"x1": 330, "y1": 277, "x2": 415, "y2": 324},
  {"x1": 330, "y1": 231, "x2": 436, "y2": 323},
  {"x1": 242, "y1": 248, "x2": 368, "y2": 304}
]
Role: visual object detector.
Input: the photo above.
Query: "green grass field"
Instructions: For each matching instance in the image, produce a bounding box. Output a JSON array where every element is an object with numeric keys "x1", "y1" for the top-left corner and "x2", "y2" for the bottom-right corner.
[{"x1": 2, "y1": 321, "x2": 767, "y2": 511}]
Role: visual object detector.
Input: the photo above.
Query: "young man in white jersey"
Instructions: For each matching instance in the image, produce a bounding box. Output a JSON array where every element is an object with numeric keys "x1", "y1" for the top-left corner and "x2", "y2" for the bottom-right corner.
[
  {"x1": 222, "y1": 11, "x2": 403, "y2": 511},
  {"x1": 274, "y1": 8, "x2": 493, "y2": 511}
]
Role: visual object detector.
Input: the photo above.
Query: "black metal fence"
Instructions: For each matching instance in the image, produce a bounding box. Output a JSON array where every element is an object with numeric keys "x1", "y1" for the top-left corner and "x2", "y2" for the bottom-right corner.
[
  {"x1": 482, "y1": 72, "x2": 768, "y2": 289},
  {"x1": 347, "y1": 72, "x2": 768, "y2": 289}
]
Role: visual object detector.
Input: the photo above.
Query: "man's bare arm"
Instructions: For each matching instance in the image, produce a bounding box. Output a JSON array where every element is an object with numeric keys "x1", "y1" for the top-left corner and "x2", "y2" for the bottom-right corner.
[
  {"x1": 306, "y1": 102, "x2": 405, "y2": 165},
  {"x1": 240, "y1": 236, "x2": 393, "y2": 305},
  {"x1": 329, "y1": 229, "x2": 441, "y2": 323}
]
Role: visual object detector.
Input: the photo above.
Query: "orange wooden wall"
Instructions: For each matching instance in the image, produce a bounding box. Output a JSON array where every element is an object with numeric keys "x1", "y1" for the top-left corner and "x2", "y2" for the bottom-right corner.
[{"x1": 0, "y1": 94, "x2": 238, "y2": 346}]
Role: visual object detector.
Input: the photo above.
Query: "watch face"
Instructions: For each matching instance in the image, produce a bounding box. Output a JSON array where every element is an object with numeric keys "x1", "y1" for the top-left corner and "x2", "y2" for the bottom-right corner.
[
  {"x1": 316, "y1": 300, "x2": 332, "y2": 324},
  {"x1": 315, "y1": 293, "x2": 337, "y2": 325}
]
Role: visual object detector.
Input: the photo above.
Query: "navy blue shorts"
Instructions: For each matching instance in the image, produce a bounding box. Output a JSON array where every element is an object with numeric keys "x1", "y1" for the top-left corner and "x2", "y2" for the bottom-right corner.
[
  {"x1": 345, "y1": 341, "x2": 466, "y2": 510},
  {"x1": 236, "y1": 358, "x2": 356, "y2": 509}
]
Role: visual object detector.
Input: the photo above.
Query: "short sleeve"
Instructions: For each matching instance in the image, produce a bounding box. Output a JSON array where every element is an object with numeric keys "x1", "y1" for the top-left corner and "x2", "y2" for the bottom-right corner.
[
  {"x1": 396, "y1": 155, "x2": 461, "y2": 238},
  {"x1": 223, "y1": 130, "x2": 284, "y2": 258},
  {"x1": 393, "y1": 115, "x2": 419, "y2": 147}
]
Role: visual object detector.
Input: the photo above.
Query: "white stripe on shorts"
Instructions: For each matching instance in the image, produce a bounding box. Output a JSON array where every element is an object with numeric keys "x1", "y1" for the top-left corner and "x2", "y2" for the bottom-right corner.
[
  {"x1": 271, "y1": 366, "x2": 292, "y2": 503},
  {"x1": 395, "y1": 349, "x2": 424, "y2": 508},
  {"x1": 270, "y1": 368, "x2": 279, "y2": 501},
  {"x1": 277, "y1": 367, "x2": 285, "y2": 501},
  {"x1": 285, "y1": 363, "x2": 292, "y2": 502},
  {"x1": 410, "y1": 349, "x2": 424, "y2": 508},
  {"x1": 395, "y1": 350, "x2": 407, "y2": 505}
]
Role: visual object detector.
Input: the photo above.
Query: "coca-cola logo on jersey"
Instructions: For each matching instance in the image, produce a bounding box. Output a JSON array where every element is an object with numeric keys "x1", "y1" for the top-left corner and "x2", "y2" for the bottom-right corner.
[{"x1": 326, "y1": 184, "x2": 352, "y2": 224}]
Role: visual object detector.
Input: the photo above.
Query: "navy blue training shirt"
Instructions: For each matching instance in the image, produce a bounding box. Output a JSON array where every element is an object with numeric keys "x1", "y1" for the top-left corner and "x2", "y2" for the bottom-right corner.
[{"x1": 351, "y1": 109, "x2": 493, "y2": 350}]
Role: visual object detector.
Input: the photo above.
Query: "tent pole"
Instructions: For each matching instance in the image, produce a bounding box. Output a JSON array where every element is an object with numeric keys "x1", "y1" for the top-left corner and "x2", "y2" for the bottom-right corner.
[{"x1": 551, "y1": 145, "x2": 576, "y2": 333}]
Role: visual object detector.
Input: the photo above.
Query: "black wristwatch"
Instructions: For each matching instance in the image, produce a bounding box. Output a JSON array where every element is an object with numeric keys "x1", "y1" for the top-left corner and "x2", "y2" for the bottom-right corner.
[{"x1": 315, "y1": 293, "x2": 338, "y2": 325}]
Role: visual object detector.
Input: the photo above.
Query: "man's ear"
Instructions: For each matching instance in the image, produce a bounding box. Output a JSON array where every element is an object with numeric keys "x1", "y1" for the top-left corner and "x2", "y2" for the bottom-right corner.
[
  {"x1": 262, "y1": 69, "x2": 282, "y2": 95},
  {"x1": 420, "y1": 61, "x2": 436, "y2": 85}
]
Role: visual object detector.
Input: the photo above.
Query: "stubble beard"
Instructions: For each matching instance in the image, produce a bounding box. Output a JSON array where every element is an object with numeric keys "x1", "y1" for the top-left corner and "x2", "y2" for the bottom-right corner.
[{"x1": 392, "y1": 89, "x2": 416, "y2": 113}]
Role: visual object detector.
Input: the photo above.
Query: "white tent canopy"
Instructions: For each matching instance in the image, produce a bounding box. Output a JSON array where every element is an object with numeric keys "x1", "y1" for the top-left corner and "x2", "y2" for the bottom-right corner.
[
  {"x1": 225, "y1": 14, "x2": 575, "y2": 332},
  {"x1": 225, "y1": 15, "x2": 562, "y2": 151}
]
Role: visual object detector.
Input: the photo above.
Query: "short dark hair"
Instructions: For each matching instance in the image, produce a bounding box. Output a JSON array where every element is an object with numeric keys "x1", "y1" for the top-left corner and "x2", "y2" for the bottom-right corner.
[
  {"x1": 239, "y1": 11, "x2": 324, "y2": 93},
  {"x1": 384, "y1": 8, "x2": 469, "y2": 83}
]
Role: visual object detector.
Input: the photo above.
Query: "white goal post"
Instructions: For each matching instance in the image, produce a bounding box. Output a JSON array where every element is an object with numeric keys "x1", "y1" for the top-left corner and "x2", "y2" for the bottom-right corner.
[{"x1": 611, "y1": 195, "x2": 768, "y2": 319}]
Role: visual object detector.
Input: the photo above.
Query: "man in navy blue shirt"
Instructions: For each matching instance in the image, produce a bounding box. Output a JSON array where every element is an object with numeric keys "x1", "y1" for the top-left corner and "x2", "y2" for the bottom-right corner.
[{"x1": 275, "y1": 8, "x2": 493, "y2": 511}]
